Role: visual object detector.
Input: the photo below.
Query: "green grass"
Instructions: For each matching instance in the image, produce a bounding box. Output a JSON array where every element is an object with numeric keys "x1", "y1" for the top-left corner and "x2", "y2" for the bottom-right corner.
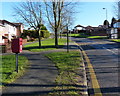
[
  {"x1": 87, "y1": 36, "x2": 108, "y2": 39},
  {"x1": 1, "y1": 55, "x2": 28, "y2": 84},
  {"x1": 24, "y1": 38, "x2": 67, "y2": 52},
  {"x1": 45, "y1": 51, "x2": 83, "y2": 95},
  {"x1": 68, "y1": 33, "x2": 88, "y2": 38},
  {"x1": 68, "y1": 34, "x2": 80, "y2": 37},
  {"x1": 110, "y1": 39, "x2": 120, "y2": 42},
  {"x1": 65, "y1": 33, "x2": 108, "y2": 39}
]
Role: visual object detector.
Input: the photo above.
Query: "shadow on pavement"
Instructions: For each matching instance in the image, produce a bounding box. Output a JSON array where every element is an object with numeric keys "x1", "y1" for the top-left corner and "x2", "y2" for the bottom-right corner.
[
  {"x1": 2, "y1": 83, "x2": 87, "y2": 96},
  {"x1": 88, "y1": 87, "x2": 120, "y2": 96},
  {"x1": 78, "y1": 42, "x2": 120, "y2": 51}
]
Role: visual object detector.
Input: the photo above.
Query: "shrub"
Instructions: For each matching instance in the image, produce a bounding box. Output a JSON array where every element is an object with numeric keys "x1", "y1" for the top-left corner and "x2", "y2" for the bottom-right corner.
[
  {"x1": 20, "y1": 30, "x2": 38, "y2": 39},
  {"x1": 41, "y1": 30, "x2": 50, "y2": 38},
  {"x1": 21, "y1": 29, "x2": 50, "y2": 39}
]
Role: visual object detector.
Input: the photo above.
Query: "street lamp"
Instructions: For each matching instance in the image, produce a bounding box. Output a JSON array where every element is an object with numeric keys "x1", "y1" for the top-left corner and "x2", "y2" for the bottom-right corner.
[
  {"x1": 103, "y1": 8, "x2": 108, "y2": 20},
  {"x1": 103, "y1": 8, "x2": 110, "y2": 38}
]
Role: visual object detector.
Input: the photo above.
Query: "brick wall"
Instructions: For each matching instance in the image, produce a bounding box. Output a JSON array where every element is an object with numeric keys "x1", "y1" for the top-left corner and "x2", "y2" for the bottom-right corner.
[{"x1": 1, "y1": 38, "x2": 27, "y2": 53}]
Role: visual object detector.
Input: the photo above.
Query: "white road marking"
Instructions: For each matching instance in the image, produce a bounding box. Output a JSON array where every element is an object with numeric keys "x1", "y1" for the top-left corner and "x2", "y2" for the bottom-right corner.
[{"x1": 102, "y1": 47, "x2": 118, "y2": 55}]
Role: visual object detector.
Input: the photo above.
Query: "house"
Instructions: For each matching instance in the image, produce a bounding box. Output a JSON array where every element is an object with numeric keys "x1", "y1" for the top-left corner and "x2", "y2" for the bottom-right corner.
[
  {"x1": 0, "y1": 20, "x2": 5, "y2": 44},
  {"x1": 0, "y1": 20, "x2": 24, "y2": 53},
  {"x1": 0, "y1": 20, "x2": 23, "y2": 44},
  {"x1": 74, "y1": 25, "x2": 86, "y2": 33},
  {"x1": 110, "y1": 19, "x2": 120, "y2": 39},
  {"x1": 90, "y1": 25, "x2": 108, "y2": 36}
]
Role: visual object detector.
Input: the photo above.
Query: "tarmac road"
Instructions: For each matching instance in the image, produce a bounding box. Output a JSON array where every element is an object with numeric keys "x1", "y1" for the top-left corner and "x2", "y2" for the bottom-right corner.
[{"x1": 72, "y1": 37, "x2": 120, "y2": 96}]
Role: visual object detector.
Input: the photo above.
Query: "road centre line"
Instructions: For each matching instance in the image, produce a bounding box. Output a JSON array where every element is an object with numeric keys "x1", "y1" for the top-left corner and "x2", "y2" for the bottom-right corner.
[
  {"x1": 95, "y1": 42, "x2": 118, "y2": 55},
  {"x1": 102, "y1": 47, "x2": 117, "y2": 55},
  {"x1": 82, "y1": 50, "x2": 103, "y2": 96}
]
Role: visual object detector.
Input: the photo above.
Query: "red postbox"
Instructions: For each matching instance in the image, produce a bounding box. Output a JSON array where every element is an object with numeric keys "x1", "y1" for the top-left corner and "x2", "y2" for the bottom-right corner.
[{"x1": 11, "y1": 38, "x2": 22, "y2": 53}]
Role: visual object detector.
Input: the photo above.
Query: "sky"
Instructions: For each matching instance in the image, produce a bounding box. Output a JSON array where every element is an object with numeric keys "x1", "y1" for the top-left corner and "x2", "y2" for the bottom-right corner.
[
  {"x1": 0, "y1": 1, "x2": 118, "y2": 30},
  {"x1": 74, "y1": 2, "x2": 116, "y2": 27}
]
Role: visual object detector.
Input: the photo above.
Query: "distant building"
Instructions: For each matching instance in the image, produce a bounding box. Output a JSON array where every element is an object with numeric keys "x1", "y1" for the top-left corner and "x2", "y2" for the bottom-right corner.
[
  {"x1": 74, "y1": 25, "x2": 85, "y2": 33},
  {"x1": 88, "y1": 25, "x2": 107, "y2": 36},
  {"x1": 113, "y1": 20, "x2": 120, "y2": 38},
  {"x1": 110, "y1": 17, "x2": 120, "y2": 39}
]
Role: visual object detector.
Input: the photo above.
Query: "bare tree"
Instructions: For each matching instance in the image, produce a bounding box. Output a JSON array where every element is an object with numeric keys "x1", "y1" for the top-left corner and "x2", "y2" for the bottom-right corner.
[
  {"x1": 113, "y1": 1, "x2": 120, "y2": 19},
  {"x1": 13, "y1": 1, "x2": 43, "y2": 48},
  {"x1": 44, "y1": 0, "x2": 76, "y2": 47},
  {"x1": 13, "y1": 0, "x2": 77, "y2": 48},
  {"x1": 118, "y1": 1, "x2": 120, "y2": 19}
]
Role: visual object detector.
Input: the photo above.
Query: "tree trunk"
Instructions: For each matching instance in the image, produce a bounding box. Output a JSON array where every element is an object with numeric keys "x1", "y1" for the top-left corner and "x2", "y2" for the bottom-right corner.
[
  {"x1": 38, "y1": 29, "x2": 41, "y2": 48},
  {"x1": 55, "y1": 28, "x2": 58, "y2": 48}
]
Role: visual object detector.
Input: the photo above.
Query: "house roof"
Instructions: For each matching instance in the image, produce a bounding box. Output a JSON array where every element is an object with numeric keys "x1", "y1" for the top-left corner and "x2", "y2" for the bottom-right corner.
[
  {"x1": 75, "y1": 25, "x2": 84, "y2": 28},
  {"x1": 0, "y1": 20, "x2": 23, "y2": 27},
  {"x1": 13, "y1": 23, "x2": 23, "y2": 27},
  {"x1": 1, "y1": 20, "x2": 17, "y2": 27},
  {"x1": 0, "y1": 20, "x2": 4, "y2": 27}
]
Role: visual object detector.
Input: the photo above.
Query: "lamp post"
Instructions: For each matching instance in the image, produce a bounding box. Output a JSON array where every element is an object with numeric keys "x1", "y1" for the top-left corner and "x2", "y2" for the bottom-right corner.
[
  {"x1": 103, "y1": 8, "x2": 108, "y2": 21},
  {"x1": 103, "y1": 8, "x2": 110, "y2": 38}
]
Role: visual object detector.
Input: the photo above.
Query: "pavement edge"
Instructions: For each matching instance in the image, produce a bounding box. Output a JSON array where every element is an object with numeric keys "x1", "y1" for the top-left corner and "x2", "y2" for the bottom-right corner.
[{"x1": 74, "y1": 42, "x2": 88, "y2": 96}]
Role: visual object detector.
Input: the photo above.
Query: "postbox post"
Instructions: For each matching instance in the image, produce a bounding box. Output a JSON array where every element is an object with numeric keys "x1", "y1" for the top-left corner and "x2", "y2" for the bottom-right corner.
[
  {"x1": 11, "y1": 38, "x2": 22, "y2": 73},
  {"x1": 16, "y1": 53, "x2": 18, "y2": 73}
]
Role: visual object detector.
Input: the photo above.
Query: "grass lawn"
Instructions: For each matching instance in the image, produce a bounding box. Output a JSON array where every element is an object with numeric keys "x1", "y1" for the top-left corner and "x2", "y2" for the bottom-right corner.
[
  {"x1": 87, "y1": 36, "x2": 108, "y2": 39},
  {"x1": 68, "y1": 34, "x2": 80, "y2": 37},
  {"x1": 1, "y1": 55, "x2": 28, "y2": 84},
  {"x1": 66, "y1": 33, "x2": 108, "y2": 39},
  {"x1": 110, "y1": 39, "x2": 120, "y2": 42},
  {"x1": 45, "y1": 51, "x2": 83, "y2": 95},
  {"x1": 68, "y1": 33, "x2": 88, "y2": 38},
  {"x1": 24, "y1": 38, "x2": 67, "y2": 52}
]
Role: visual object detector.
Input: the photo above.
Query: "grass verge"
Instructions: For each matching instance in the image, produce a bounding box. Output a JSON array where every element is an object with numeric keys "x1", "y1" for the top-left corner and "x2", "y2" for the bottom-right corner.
[
  {"x1": 45, "y1": 51, "x2": 84, "y2": 95},
  {"x1": 1, "y1": 55, "x2": 28, "y2": 84},
  {"x1": 24, "y1": 38, "x2": 67, "y2": 52},
  {"x1": 110, "y1": 39, "x2": 120, "y2": 42},
  {"x1": 64, "y1": 33, "x2": 108, "y2": 39},
  {"x1": 87, "y1": 36, "x2": 108, "y2": 39}
]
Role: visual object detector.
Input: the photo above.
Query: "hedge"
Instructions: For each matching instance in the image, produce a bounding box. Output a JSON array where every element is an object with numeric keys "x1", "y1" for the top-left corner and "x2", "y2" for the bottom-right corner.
[{"x1": 20, "y1": 30, "x2": 50, "y2": 39}]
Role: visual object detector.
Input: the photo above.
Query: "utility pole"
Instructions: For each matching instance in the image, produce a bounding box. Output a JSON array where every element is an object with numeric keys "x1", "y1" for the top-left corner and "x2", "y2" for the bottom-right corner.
[
  {"x1": 67, "y1": 26, "x2": 69, "y2": 53},
  {"x1": 103, "y1": 8, "x2": 109, "y2": 38}
]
